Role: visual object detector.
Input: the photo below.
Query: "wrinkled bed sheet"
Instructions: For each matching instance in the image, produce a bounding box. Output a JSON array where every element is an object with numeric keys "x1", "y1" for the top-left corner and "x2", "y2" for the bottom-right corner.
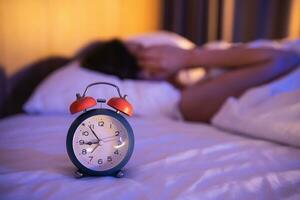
[{"x1": 0, "y1": 115, "x2": 300, "y2": 200}]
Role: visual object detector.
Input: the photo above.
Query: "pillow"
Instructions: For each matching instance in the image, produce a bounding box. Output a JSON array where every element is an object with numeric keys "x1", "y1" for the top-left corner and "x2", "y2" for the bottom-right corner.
[
  {"x1": 126, "y1": 31, "x2": 195, "y2": 49},
  {"x1": 25, "y1": 31, "x2": 198, "y2": 119},
  {"x1": 24, "y1": 61, "x2": 181, "y2": 119}
]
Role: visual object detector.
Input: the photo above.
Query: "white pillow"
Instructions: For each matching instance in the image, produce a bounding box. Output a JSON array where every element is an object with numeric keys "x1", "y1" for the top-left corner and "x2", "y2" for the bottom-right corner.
[
  {"x1": 25, "y1": 31, "x2": 198, "y2": 119},
  {"x1": 126, "y1": 31, "x2": 195, "y2": 49},
  {"x1": 24, "y1": 61, "x2": 181, "y2": 119}
]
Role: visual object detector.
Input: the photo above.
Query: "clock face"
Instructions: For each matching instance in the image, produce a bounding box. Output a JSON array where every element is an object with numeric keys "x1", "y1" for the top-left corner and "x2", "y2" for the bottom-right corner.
[{"x1": 71, "y1": 114, "x2": 130, "y2": 172}]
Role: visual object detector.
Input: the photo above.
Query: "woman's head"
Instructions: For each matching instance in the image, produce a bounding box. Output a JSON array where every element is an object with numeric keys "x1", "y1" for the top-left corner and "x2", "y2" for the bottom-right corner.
[{"x1": 80, "y1": 39, "x2": 141, "y2": 79}]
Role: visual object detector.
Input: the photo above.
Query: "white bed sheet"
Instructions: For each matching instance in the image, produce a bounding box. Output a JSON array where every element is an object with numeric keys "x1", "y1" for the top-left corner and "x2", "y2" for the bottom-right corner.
[{"x1": 0, "y1": 114, "x2": 300, "y2": 200}]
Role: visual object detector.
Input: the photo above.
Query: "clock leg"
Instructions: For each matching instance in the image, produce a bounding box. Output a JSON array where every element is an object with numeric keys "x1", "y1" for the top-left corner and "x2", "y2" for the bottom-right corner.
[
  {"x1": 74, "y1": 170, "x2": 85, "y2": 178},
  {"x1": 74, "y1": 170, "x2": 125, "y2": 178},
  {"x1": 115, "y1": 170, "x2": 125, "y2": 178}
]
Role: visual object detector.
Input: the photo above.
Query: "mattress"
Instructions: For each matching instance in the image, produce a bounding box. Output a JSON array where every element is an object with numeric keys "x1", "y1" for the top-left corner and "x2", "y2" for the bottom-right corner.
[{"x1": 0, "y1": 114, "x2": 300, "y2": 200}]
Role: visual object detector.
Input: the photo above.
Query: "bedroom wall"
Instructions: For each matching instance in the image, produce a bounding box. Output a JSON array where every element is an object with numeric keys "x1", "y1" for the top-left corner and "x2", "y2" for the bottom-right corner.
[{"x1": 0, "y1": 0, "x2": 161, "y2": 75}]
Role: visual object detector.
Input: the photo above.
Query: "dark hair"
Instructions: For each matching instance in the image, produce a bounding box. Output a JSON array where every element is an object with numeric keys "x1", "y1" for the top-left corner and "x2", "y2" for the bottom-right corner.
[{"x1": 80, "y1": 39, "x2": 140, "y2": 79}]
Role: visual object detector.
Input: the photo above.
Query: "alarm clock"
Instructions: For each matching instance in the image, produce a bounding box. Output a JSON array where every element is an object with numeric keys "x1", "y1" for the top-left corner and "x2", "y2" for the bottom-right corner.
[{"x1": 66, "y1": 82, "x2": 134, "y2": 178}]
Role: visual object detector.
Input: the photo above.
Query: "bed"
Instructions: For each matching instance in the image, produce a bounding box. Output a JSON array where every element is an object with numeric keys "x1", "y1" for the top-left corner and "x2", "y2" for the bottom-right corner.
[
  {"x1": 1, "y1": 35, "x2": 300, "y2": 199},
  {"x1": 1, "y1": 114, "x2": 300, "y2": 200}
]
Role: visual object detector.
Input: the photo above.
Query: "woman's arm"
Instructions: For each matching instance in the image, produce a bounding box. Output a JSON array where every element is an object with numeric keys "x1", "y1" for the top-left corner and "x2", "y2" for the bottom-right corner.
[
  {"x1": 186, "y1": 47, "x2": 283, "y2": 68},
  {"x1": 133, "y1": 44, "x2": 299, "y2": 78}
]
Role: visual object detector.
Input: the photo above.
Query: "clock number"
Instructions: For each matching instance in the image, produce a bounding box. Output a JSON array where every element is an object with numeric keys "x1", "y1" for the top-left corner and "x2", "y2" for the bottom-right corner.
[
  {"x1": 98, "y1": 159, "x2": 103, "y2": 165},
  {"x1": 79, "y1": 140, "x2": 84, "y2": 145},
  {"x1": 114, "y1": 149, "x2": 119, "y2": 155},
  {"x1": 115, "y1": 131, "x2": 120, "y2": 136},
  {"x1": 88, "y1": 156, "x2": 93, "y2": 161},
  {"x1": 107, "y1": 156, "x2": 112, "y2": 162},
  {"x1": 98, "y1": 121, "x2": 104, "y2": 127},
  {"x1": 82, "y1": 131, "x2": 89, "y2": 136},
  {"x1": 82, "y1": 149, "x2": 87, "y2": 155}
]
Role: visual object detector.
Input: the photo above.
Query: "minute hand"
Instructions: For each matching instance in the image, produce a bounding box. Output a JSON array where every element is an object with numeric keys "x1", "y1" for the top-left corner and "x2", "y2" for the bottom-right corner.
[{"x1": 89, "y1": 126, "x2": 100, "y2": 141}]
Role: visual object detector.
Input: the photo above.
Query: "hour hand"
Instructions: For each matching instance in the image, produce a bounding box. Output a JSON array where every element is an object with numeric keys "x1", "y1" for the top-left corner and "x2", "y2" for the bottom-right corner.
[{"x1": 83, "y1": 141, "x2": 99, "y2": 145}]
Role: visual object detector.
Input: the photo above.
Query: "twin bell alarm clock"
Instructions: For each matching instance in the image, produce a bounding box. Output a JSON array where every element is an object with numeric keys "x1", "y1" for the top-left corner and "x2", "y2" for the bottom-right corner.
[{"x1": 66, "y1": 82, "x2": 134, "y2": 178}]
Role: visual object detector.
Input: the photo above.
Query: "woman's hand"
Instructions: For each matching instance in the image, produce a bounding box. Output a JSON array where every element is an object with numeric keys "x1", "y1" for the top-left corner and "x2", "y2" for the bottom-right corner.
[{"x1": 134, "y1": 45, "x2": 191, "y2": 79}]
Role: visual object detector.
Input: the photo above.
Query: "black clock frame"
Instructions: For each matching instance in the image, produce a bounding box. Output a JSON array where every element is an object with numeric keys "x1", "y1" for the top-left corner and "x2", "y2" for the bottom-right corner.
[{"x1": 66, "y1": 108, "x2": 134, "y2": 176}]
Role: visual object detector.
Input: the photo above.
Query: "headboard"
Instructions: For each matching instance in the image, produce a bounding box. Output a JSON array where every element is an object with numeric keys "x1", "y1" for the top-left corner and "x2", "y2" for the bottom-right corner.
[
  {"x1": 1, "y1": 40, "x2": 105, "y2": 118},
  {"x1": 0, "y1": 66, "x2": 6, "y2": 118},
  {"x1": 3, "y1": 57, "x2": 71, "y2": 117}
]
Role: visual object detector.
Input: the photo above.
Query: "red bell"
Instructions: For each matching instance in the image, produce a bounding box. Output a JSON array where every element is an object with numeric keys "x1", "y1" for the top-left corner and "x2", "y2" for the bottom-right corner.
[
  {"x1": 70, "y1": 96, "x2": 97, "y2": 114},
  {"x1": 107, "y1": 97, "x2": 133, "y2": 116}
]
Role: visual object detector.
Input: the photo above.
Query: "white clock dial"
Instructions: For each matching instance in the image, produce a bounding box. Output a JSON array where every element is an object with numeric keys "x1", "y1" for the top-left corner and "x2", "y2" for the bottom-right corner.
[{"x1": 72, "y1": 115, "x2": 129, "y2": 171}]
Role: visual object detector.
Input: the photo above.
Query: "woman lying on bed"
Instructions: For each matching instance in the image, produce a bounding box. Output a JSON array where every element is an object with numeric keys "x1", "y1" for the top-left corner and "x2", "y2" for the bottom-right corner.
[{"x1": 80, "y1": 40, "x2": 300, "y2": 123}]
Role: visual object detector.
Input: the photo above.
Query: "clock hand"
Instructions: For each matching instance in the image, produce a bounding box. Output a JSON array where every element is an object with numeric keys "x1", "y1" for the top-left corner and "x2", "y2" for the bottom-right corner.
[
  {"x1": 83, "y1": 141, "x2": 99, "y2": 145},
  {"x1": 91, "y1": 144, "x2": 100, "y2": 153},
  {"x1": 88, "y1": 125, "x2": 101, "y2": 141},
  {"x1": 102, "y1": 137, "x2": 121, "y2": 143},
  {"x1": 101, "y1": 135, "x2": 118, "y2": 141}
]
